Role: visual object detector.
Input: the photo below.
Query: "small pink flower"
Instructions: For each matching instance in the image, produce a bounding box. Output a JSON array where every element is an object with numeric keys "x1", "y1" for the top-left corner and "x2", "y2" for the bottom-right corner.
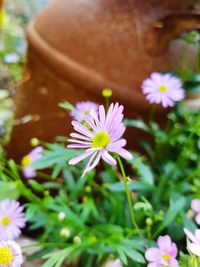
[
  {"x1": 191, "y1": 199, "x2": 200, "y2": 225},
  {"x1": 184, "y1": 228, "x2": 200, "y2": 257},
  {"x1": 21, "y1": 146, "x2": 43, "y2": 178},
  {"x1": 141, "y1": 72, "x2": 185, "y2": 108},
  {"x1": 145, "y1": 235, "x2": 179, "y2": 267},
  {"x1": 68, "y1": 103, "x2": 132, "y2": 177},
  {"x1": 0, "y1": 199, "x2": 25, "y2": 241},
  {"x1": 0, "y1": 240, "x2": 23, "y2": 267},
  {"x1": 70, "y1": 101, "x2": 99, "y2": 122}
]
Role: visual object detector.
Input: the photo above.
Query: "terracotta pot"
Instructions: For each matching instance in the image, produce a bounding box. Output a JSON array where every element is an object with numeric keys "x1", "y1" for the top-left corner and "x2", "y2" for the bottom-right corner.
[
  {"x1": 0, "y1": 0, "x2": 4, "y2": 9},
  {"x1": 8, "y1": 0, "x2": 200, "y2": 160}
]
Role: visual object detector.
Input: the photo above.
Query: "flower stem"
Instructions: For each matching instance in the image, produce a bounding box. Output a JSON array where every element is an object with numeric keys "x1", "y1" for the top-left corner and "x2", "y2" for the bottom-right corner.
[
  {"x1": 149, "y1": 104, "x2": 157, "y2": 123},
  {"x1": 116, "y1": 155, "x2": 142, "y2": 237}
]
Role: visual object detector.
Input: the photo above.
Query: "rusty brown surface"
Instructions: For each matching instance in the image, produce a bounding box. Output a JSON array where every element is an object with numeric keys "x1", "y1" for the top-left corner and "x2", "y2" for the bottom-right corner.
[
  {"x1": 0, "y1": 0, "x2": 3, "y2": 9},
  {"x1": 8, "y1": 0, "x2": 200, "y2": 160}
]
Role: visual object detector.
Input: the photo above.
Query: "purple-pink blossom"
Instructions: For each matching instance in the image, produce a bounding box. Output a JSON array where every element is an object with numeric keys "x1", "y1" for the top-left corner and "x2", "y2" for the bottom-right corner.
[
  {"x1": 184, "y1": 228, "x2": 200, "y2": 257},
  {"x1": 145, "y1": 235, "x2": 179, "y2": 267},
  {"x1": 21, "y1": 146, "x2": 43, "y2": 178},
  {"x1": 141, "y1": 72, "x2": 185, "y2": 108},
  {"x1": 68, "y1": 103, "x2": 132, "y2": 177},
  {"x1": 0, "y1": 240, "x2": 23, "y2": 267},
  {"x1": 191, "y1": 199, "x2": 200, "y2": 225},
  {"x1": 70, "y1": 101, "x2": 99, "y2": 122},
  {"x1": 0, "y1": 199, "x2": 25, "y2": 241}
]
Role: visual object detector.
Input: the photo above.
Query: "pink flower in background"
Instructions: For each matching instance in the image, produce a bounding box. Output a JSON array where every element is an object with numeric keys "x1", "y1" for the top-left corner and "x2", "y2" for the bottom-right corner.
[
  {"x1": 0, "y1": 240, "x2": 23, "y2": 267},
  {"x1": 70, "y1": 101, "x2": 99, "y2": 122},
  {"x1": 145, "y1": 235, "x2": 179, "y2": 267},
  {"x1": 184, "y1": 228, "x2": 200, "y2": 257},
  {"x1": 191, "y1": 199, "x2": 200, "y2": 225},
  {"x1": 105, "y1": 259, "x2": 122, "y2": 267},
  {"x1": 21, "y1": 146, "x2": 43, "y2": 178},
  {"x1": 68, "y1": 103, "x2": 132, "y2": 177},
  {"x1": 141, "y1": 72, "x2": 185, "y2": 108},
  {"x1": 0, "y1": 199, "x2": 25, "y2": 241}
]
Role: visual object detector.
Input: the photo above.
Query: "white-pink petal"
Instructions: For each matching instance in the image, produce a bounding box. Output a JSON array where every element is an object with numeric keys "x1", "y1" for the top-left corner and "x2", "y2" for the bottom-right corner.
[
  {"x1": 191, "y1": 199, "x2": 200, "y2": 213},
  {"x1": 102, "y1": 150, "x2": 117, "y2": 166},
  {"x1": 69, "y1": 149, "x2": 96, "y2": 165},
  {"x1": 117, "y1": 148, "x2": 132, "y2": 160},
  {"x1": 188, "y1": 243, "x2": 200, "y2": 257},
  {"x1": 184, "y1": 228, "x2": 197, "y2": 243}
]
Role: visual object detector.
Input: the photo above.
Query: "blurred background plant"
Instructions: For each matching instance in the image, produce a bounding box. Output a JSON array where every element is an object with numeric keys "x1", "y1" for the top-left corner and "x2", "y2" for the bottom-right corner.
[{"x1": 0, "y1": 0, "x2": 50, "y2": 156}]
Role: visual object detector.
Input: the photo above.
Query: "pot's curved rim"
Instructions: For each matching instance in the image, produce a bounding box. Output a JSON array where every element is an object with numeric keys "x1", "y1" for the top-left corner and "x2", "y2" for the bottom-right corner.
[{"x1": 26, "y1": 21, "x2": 156, "y2": 112}]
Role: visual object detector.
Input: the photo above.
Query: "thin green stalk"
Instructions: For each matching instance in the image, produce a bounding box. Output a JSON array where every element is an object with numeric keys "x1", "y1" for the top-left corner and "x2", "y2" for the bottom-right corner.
[
  {"x1": 149, "y1": 104, "x2": 157, "y2": 123},
  {"x1": 102, "y1": 88, "x2": 112, "y2": 111},
  {"x1": 105, "y1": 97, "x2": 109, "y2": 111},
  {"x1": 195, "y1": 44, "x2": 200, "y2": 73},
  {"x1": 116, "y1": 155, "x2": 142, "y2": 237},
  {"x1": 18, "y1": 180, "x2": 41, "y2": 204}
]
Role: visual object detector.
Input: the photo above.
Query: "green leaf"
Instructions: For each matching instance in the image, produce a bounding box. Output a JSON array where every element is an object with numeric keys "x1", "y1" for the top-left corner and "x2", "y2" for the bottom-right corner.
[
  {"x1": 116, "y1": 248, "x2": 127, "y2": 265},
  {"x1": 153, "y1": 197, "x2": 186, "y2": 238},
  {"x1": 31, "y1": 148, "x2": 80, "y2": 170},
  {"x1": 192, "y1": 116, "x2": 200, "y2": 136},
  {"x1": 181, "y1": 211, "x2": 196, "y2": 232},
  {"x1": 106, "y1": 181, "x2": 154, "y2": 192},
  {"x1": 28, "y1": 180, "x2": 44, "y2": 192},
  {"x1": 7, "y1": 159, "x2": 21, "y2": 180},
  {"x1": 58, "y1": 101, "x2": 75, "y2": 112},
  {"x1": 123, "y1": 247, "x2": 145, "y2": 263},
  {"x1": 129, "y1": 154, "x2": 154, "y2": 185},
  {"x1": 42, "y1": 247, "x2": 77, "y2": 267},
  {"x1": 0, "y1": 181, "x2": 20, "y2": 200},
  {"x1": 124, "y1": 119, "x2": 150, "y2": 132}
]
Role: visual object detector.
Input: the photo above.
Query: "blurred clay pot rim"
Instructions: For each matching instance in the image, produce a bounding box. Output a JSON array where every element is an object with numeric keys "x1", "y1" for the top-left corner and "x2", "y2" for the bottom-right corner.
[{"x1": 27, "y1": 21, "x2": 154, "y2": 112}]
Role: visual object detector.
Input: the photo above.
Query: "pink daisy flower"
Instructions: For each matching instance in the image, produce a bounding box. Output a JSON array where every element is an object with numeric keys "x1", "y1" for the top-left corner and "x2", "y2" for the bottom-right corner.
[
  {"x1": 142, "y1": 72, "x2": 185, "y2": 108},
  {"x1": 0, "y1": 240, "x2": 23, "y2": 267},
  {"x1": 0, "y1": 199, "x2": 25, "y2": 241},
  {"x1": 191, "y1": 199, "x2": 200, "y2": 225},
  {"x1": 184, "y1": 228, "x2": 200, "y2": 257},
  {"x1": 68, "y1": 103, "x2": 132, "y2": 177},
  {"x1": 21, "y1": 146, "x2": 43, "y2": 178},
  {"x1": 70, "y1": 101, "x2": 99, "y2": 122},
  {"x1": 145, "y1": 235, "x2": 179, "y2": 267}
]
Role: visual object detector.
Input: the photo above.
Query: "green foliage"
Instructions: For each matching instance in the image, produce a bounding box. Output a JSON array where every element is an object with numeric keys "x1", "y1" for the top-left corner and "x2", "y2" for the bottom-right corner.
[{"x1": 2, "y1": 95, "x2": 200, "y2": 266}]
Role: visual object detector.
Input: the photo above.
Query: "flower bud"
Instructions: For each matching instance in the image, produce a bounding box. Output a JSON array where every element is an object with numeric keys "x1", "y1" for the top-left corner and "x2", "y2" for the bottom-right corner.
[
  {"x1": 58, "y1": 211, "x2": 66, "y2": 221},
  {"x1": 146, "y1": 218, "x2": 153, "y2": 226},
  {"x1": 73, "y1": 236, "x2": 81, "y2": 244},
  {"x1": 102, "y1": 88, "x2": 112, "y2": 98},
  {"x1": 60, "y1": 228, "x2": 70, "y2": 238},
  {"x1": 30, "y1": 138, "x2": 40, "y2": 147},
  {"x1": 85, "y1": 186, "x2": 92, "y2": 193}
]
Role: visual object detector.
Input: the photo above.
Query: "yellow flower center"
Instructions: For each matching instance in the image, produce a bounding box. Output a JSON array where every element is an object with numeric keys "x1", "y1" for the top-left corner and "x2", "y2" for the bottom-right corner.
[
  {"x1": 159, "y1": 85, "x2": 168, "y2": 92},
  {"x1": 1, "y1": 216, "x2": 10, "y2": 226},
  {"x1": 21, "y1": 155, "x2": 31, "y2": 167},
  {"x1": 0, "y1": 246, "x2": 14, "y2": 266},
  {"x1": 92, "y1": 131, "x2": 110, "y2": 148},
  {"x1": 163, "y1": 253, "x2": 170, "y2": 261}
]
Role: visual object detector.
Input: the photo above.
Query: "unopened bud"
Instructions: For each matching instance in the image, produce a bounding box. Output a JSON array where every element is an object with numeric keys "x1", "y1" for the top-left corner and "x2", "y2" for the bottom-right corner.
[
  {"x1": 102, "y1": 88, "x2": 112, "y2": 98},
  {"x1": 30, "y1": 138, "x2": 40, "y2": 147},
  {"x1": 85, "y1": 186, "x2": 92, "y2": 193},
  {"x1": 44, "y1": 190, "x2": 50, "y2": 197},
  {"x1": 60, "y1": 228, "x2": 70, "y2": 238},
  {"x1": 73, "y1": 236, "x2": 81, "y2": 244},
  {"x1": 146, "y1": 218, "x2": 153, "y2": 226},
  {"x1": 58, "y1": 211, "x2": 66, "y2": 221}
]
